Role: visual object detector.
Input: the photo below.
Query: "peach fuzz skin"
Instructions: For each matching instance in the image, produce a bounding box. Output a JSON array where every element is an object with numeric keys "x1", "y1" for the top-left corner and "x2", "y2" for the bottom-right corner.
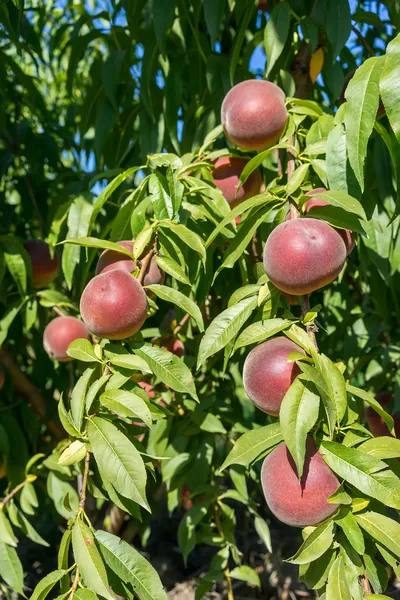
[
  {"x1": 243, "y1": 336, "x2": 304, "y2": 416},
  {"x1": 221, "y1": 80, "x2": 288, "y2": 151},
  {"x1": 261, "y1": 438, "x2": 340, "y2": 527},
  {"x1": 263, "y1": 218, "x2": 347, "y2": 295},
  {"x1": 80, "y1": 270, "x2": 148, "y2": 340},
  {"x1": 43, "y1": 316, "x2": 90, "y2": 362},
  {"x1": 95, "y1": 240, "x2": 164, "y2": 291},
  {"x1": 212, "y1": 157, "x2": 264, "y2": 207},
  {"x1": 24, "y1": 239, "x2": 59, "y2": 288}
]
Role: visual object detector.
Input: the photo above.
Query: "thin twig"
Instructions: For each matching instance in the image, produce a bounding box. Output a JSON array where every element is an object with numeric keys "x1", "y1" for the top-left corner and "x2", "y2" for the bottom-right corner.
[
  {"x1": 351, "y1": 24, "x2": 374, "y2": 57},
  {"x1": 68, "y1": 568, "x2": 80, "y2": 600},
  {"x1": 301, "y1": 295, "x2": 318, "y2": 350},
  {"x1": 0, "y1": 348, "x2": 64, "y2": 440},
  {"x1": 79, "y1": 451, "x2": 90, "y2": 510},
  {"x1": 1, "y1": 479, "x2": 30, "y2": 507},
  {"x1": 359, "y1": 573, "x2": 372, "y2": 595},
  {"x1": 52, "y1": 306, "x2": 65, "y2": 317},
  {"x1": 137, "y1": 248, "x2": 154, "y2": 285},
  {"x1": 173, "y1": 313, "x2": 190, "y2": 335}
]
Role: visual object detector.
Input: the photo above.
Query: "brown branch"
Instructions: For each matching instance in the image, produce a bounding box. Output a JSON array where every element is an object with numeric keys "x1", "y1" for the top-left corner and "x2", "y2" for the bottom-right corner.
[
  {"x1": 173, "y1": 313, "x2": 190, "y2": 335},
  {"x1": 68, "y1": 568, "x2": 79, "y2": 600},
  {"x1": 351, "y1": 24, "x2": 374, "y2": 57},
  {"x1": 301, "y1": 295, "x2": 318, "y2": 350},
  {"x1": 79, "y1": 451, "x2": 90, "y2": 510},
  {"x1": 1, "y1": 479, "x2": 30, "y2": 507},
  {"x1": 137, "y1": 248, "x2": 154, "y2": 285},
  {"x1": 0, "y1": 348, "x2": 64, "y2": 440},
  {"x1": 359, "y1": 573, "x2": 372, "y2": 595}
]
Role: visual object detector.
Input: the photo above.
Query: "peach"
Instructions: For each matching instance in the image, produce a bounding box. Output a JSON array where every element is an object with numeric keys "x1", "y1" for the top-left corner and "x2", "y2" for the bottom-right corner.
[
  {"x1": 164, "y1": 337, "x2": 185, "y2": 358},
  {"x1": 24, "y1": 239, "x2": 59, "y2": 288},
  {"x1": 261, "y1": 438, "x2": 340, "y2": 527},
  {"x1": 243, "y1": 336, "x2": 304, "y2": 416},
  {"x1": 95, "y1": 240, "x2": 164, "y2": 290},
  {"x1": 365, "y1": 392, "x2": 400, "y2": 438},
  {"x1": 138, "y1": 381, "x2": 156, "y2": 400},
  {"x1": 43, "y1": 316, "x2": 90, "y2": 362},
  {"x1": 263, "y1": 218, "x2": 347, "y2": 295},
  {"x1": 212, "y1": 157, "x2": 264, "y2": 207},
  {"x1": 80, "y1": 270, "x2": 148, "y2": 340},
  {"x1": 221, "y1": 80, "x2": 288, "y2": 151},
  {"x1": 304, "y1": 189, "x2": 355, "y2": 256},
  {"x1": 0, "y1": 366, "x2": 4, "y2": 390},
  {"x1": 258, "y1": 0, "x2": 279, "y2": 11}
]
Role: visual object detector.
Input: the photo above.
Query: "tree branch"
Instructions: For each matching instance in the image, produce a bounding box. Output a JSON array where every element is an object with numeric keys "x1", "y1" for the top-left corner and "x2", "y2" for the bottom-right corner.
[
  {"x1": 79, "y1": 451, "x2": 90, "y2": 510},
  {"x1": 1, "y1": 478, "x2": 32, "y2": 507},
  {"x1": 173, "y1": 313, "x2": 190, "y2": 335},
  {"x1": 137, "y1": 247, "x2": 154, "y2": 285},
  {"x1": 0, "y1": 348, "x2": 64, "y2": 440}
]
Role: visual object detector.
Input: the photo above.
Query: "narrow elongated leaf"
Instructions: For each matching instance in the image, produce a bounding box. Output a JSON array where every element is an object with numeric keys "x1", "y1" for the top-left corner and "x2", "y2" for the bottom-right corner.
[
  {"x1": 380, "y1": 35, "x2": 400, "y2": 143},
  {"x1": 230, "y1": 566, "x2": 260, "y2": 588},
  {"x1": 345, "y1": 56, "x2": 385, "y2": 190},
  {"x1": 72, "y1": 520, "x2": 113, "y2": 600},
  {"x1": 95, "y1": 530, "x2": 167, "y2": 600},
  {"x1": 153, "y1": 0, "x2": 175, "y2": 55},
  {"x1": 178, "y1": 503, "x2": 209, "y2": 564},
  {"x1": 145, "y1": 285, "x2": 204, "y2": 331},
  {"x1": 0, "y1": 510, "x2": 17, "y2": 546},
  {"x1": 100, "y1": 389, "x2": 152, "y2": 427},
  {"x1": 334, "y1": 507, "x2": 365, "y2": 554},
  {"x1": 298, "y1": 363, "x2": 336, "y2": 437},
  {"x1": 218, "y1": 423, "x2": 282, "y2": 472},
  {"x1": 67, "y1": 339, "x2": 100, "y2": 362},
  {"x1": 359, "y1": 436, "x2": 400, "y2": 459},
  {"x1": 155, "y1": 255, "x2": 191, "y2": 285},
  {"x1": 203, "y1": 0, "x2": 226, "y2": 47},
  {"x1": 320, "y1": 441, "x2": 400, "y2": 509},
  {"x1": 86, "y1": 374, "x2": 110, "y2": 412},
  {"x1": 326, "y1": 123, "x2": 348, "y2": 192},
  {"x1": 71, "y1": 367, "x2": 96, "y2": 432},
  {"x1": 58, "y1": 441, "x2": 87, "y2": 466},
  {"x1": 62, "y1": 196, "x2": 93, "y2": 289},
  {"x1": 88, "y1": 417, "x2": 149, "y2": 510},
  {"x1": 325, "y1": 0, "x2": 351, "y2": 59},
  {"x1": 356, "y1": 511, "x2": 400, "y2": 559},
  {"x1": 3, "y1": 238, "x2": 28, "y2": 295},
  {"x1": 280, "y1": 379, "x2": 320, "y2": 477},
  {"x1": 346, "y1": 385, "x2": 395, "y2": 434},
  {"x1": 311, "y1": 190, "x2": 366, "y2": 220},
  {"x1": 314, "y1": 353, "x2": 347, "y2": 423},
  {"x1": 326, "y1": 556, "x2": 351, "y2": 600},
  {"x1": 58, "y1": 394, "x2": 82, "y2": 438},
  {"x1": 197, "y1": 297, "x2": 257, "y2": 368},
  {"x1": 61, "y1": 237, "x2": 133, "y2": 256},
  {"x1": 134, "y1": 344, "x2": 198, "y2": 401},
  {"x1": 287, "y1": 164, "x2": 310, "y2": 196},
  {"x1": 287, "y1": 520, "x2": 335, "y2": 565},
  {"x1": 149, "y1": 172, "x2": 174, "y2": 220},
  {"x1": 254, "y1": 516, "x2": 272, "y2": 553},
  {"x1": 264, "y1": 1, "x2": 291, "y2": 77},
  {"x1": 159, "y1": 221, "x2": 206, "y2": 267},
  {"x1": 30, "y1": 569, "x2": 66, "y2": 600},
  {"x1": 0, "y1": 541, "x2": 24, "y2": 594},
  {"x1": 230, "y1": 0, "x2": 254, "y2": 83}
]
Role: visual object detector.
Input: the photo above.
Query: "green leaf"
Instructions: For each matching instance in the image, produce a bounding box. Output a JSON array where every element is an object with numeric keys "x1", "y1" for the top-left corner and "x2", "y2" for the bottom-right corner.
[
  {"x1": 311, "y1": 190, "x2": 366, "y2": 220},
  {"x1": 203, "y1": 0, "x2": 226, "y2": 47},
  {"x1": 297, "y1": 363, "x2": 336, "y2": 437},
  {"x1": 145, "y1": 284, "x2": 204, "y2": 332},
  {"x1": 264, "y1": 1, "x2": 291, "y2": 77},
  {"x1": 326, "y1": 123, "x2": 348, "y2": 192},
  {"x1": 380, "y1": 34, "x2": 400, "y2": 143},
  {"x1": 95, "y1": 530, "x2": 167, "y2": 600},
  {"x1": 230, "y1": 566, "x2": 260, "y2": 588},
  {"x1": 3, "y1": 238, "x2": 29, "y2": 295},
  {"x1": 58, "y1": 394, "x2": 82, "y2": 438},
  {"x1": 346, "y1": 385, "x2": 395, "y2": 435},
  {"x1": 287, "y1": 163, "x2": 310, "y2": 196},
  {"x1": 280, "y1": 379, "x2": 320, "y2": 478},
  {"x1": 73, "y1": 590, "x2": 100, "y2": 600},
  {"x1": 62, "y1": 197, "x2": 93, "y2": 289},
  {"x1": 58, "y1": 441, "x2": 87, "y2": 467},
  {"x1": 0, "y1": 510, "x2": 17, "y2": 546},
  {"x1": 58, "y1": 529, "x2": 72, "y2": 594},
  {"x1": 356, "y1": 511, "x2": 400, "y2": 559},
  {"x1": 155, "y1": 255, "x2": 191, "y2": 285},
  {"x1": 325, "y1": 0, "x2": 351, "y2": 59},
  {"x1": 359, "y1": 436, "x2": 400, "y2": 459},
  {"x1": 314, "y1": 353, "x2": 348, "y2": 423},
  {"x1": 153, "y1": 0, "x2": 175, "y2": 54},
  {"x1": 320, "y1": 441, "x2": 400, "y2": 509},
  {"x1": 345, "y1": 56, "x2": 385, "y2": 191},
  {"x1": 197, "y1": 297, "x2": 257, "y2": 368},
  {"x1": 88, "y1": 417, "x2": 149, "y2": 511},
  {"x1": 30, "y1": 569, "x2": 66, "y2": 600},
  {"x1": 287, "y1": 520, "x2": 335, "y2": 565},
  {"x1": 86, "y1": 374, "x2": 110, "y2": 412},
  {"x1": 61, "y1": 237, "x2": 133, "y2": 257},
  {"x1": 0, "y1": 299, "x2": 26, "y2": 347},
  {"x1": 305, "y1": 205, "x2": 365, "y2": 235},
  {"x1": 149, "y1": 173, "x2": 174, "y2": 220},
  {"x1": 166, "y1": 167, "x2": 184, "y2": 212},
  {"x1": 178, "y1": 504, "x2": 208, "y2": 565},
  {"x1": 103, "y1": 50, "x2": 125, "y2": 110},
  {"x1": 72, "y1": 520, "x2": 113, "y2": 600},
  {"x1": 159, "y1": 221, "x2": 206, "y2": 267},
  {"x1": 254, "y1": 516, "x2": 272, "y2": 553},
  {"x1": 134, "y1": 344, "x2": 198, "y2": 401},
  {"x1": 191, "y1": 411, "x2": 227, "y2": 434},
  {"x1": 104, "y1": 348, "x2": 152, "y2": 373},
  {"x1": 10, "y1": 504, "x2": 49, "y2": 546},
  {"x1": 326, "y1": 556, "x2": 351, "y2": 600},
  {"x1": 230, "y1": 0, "x2": 255, "y2": 84},
  {"x1": 67, "y1": 339, "x2": 100, "y2": 363},
  {"x1": 334, "y1": 507, "x2": 365, "y2": 555},
  {"x1": 99, "y1": 389, "x2": 152, "y2": 427},
  {"x1": 218, "y1": 423, "x2": 282, "y2": 472},
  {"x1": 0, "y1": 541, "x2": 24, "y2": 594},
  {"x1": 71, "y1": 367, "x2": 96, "y2": 432}
]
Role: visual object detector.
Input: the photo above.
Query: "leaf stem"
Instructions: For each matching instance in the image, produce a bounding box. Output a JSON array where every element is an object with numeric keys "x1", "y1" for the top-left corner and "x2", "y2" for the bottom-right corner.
[{"x1": 0, "y1": 479, "x2": 29, "y2": 507}]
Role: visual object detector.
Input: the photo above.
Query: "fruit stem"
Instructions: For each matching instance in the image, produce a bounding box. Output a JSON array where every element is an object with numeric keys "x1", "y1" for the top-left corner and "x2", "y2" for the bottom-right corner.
[{"x1": 52, "y1": 306, "x2": 66, "y2": 317}]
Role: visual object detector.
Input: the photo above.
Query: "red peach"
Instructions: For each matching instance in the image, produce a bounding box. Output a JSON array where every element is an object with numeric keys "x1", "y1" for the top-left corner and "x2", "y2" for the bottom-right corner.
[
  {"x1": 365, "y1": 392, "x2": 400, "y2": 437},
  {"x1": 212, "y1": 157, "x2": 264, "y2": 207},
  {"x1": 221, "y1": 80, "x2": 288, "y2": 151},
  {"x1": 261, "y1": 438, "x2": 340, "y2": 527},
  {"x1": 164, "y1": 338, "x2": 185, "y2": 358},
  {"x1": 243, "y1": 336, "x2": 304, "y2": 416},
  {"x1": 43, "y1": 316, "x2": 90, "y2": 362},
  {"x1": 24, "y1": 239, "x2": 59, "y2": 288},
  {"x1": 138, "y1": 381, "x2": 156, "y2": 400},
  {"x1": 80, "y1": 270, "x2": 148, "y2": 340}
]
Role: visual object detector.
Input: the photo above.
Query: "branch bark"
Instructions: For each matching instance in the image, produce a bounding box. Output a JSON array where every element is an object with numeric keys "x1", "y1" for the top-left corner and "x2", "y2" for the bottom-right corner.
[{"x1": 0, "y1": 348, "x2": 64, "y2": 440}]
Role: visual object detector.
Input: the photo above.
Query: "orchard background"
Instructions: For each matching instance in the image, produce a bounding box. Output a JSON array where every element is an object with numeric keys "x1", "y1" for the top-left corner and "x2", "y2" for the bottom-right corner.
[{"x1": 1, "y1": 0, "x2": 400, "y2": 599}]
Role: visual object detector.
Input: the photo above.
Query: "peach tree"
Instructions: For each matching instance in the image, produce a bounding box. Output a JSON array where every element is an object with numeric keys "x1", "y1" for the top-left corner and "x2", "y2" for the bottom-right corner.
[{"x1": 0, "y1": 1, "x2": 400, "y2": 599}]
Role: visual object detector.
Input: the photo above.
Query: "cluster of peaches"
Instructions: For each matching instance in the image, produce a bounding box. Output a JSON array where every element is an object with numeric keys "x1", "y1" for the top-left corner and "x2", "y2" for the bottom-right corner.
[{"x1": 218, "y1": 79, "x2": 398, "y2": 528}]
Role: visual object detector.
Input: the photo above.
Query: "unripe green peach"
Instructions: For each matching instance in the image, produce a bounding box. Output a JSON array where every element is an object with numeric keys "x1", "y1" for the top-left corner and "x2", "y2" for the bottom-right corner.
[
  {"x1": 243, "y1": 336, "x2": 304, "y2": 416},
  {"x1": 221, "y1": 80, "x2": 288, "y2": 151},
  {"x1": 212, "y1": 157, "x2": 264, "y2": 207},
  {"x1": 43, "y1": 316, "x2": 90, "y2": 362},
  {"x1": 24, "y1": 239, "x2": 59, "y2": 288},
  {"x1": 95, "y1": 240, "x2": 164, "y2": 290},
  {"x1": 261, "y1": 438, "x2": 340, "y2": 527},
  {"x1": 263, "y1": 218, "x2": 347, "y2": 295},
  {"x1": 80, "y1": 270, "x2": 148, "y2": 340}
]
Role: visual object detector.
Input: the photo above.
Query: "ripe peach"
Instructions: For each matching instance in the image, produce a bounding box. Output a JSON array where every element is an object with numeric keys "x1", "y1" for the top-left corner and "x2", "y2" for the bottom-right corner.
[
  {"x1": 365, "y1": 392, "x2": 400, "y2": 437},
  {"x1": 304, "y1": 189, "x2": 355, "y2": 256},
  {"x1": 164, "y1": 337, "x2": 185, "y2": 358},
  {"x1": 261, "y1": 438, "x2": 340, "y2": 527},
  {"x1": 0, "y1": 366, "x2": 4, "y2": 390},
  {"x1": 243, "y1": 336, "x2": 304, "y2": 416},
  {"x1": 24, "y1": 239, "x2": 59, "y2": 288},
  {"x1": 258, "y1": 0, "x2": 279, "y2": 11},
  {"x1": 263, "y1": 218, "x2": 347, "y2": 295},
  {"x1": 138, "y1": 381, "x2": 156, "y2": 400},
  {"x1": 80, "y1": 270, "x2": 148, "y2": 340},
  {"x1": 212, "y1": 157, "x2": 264, "y2": 207},
  {"x1": 95, "y1": 240, "x2": 164, "y2": 289},
  {"x1": 221, "y1": 80, "x2": 288, "y2": 151},
  {"x1": 43, "y1": 316, "x2": 90, "y2": 361}
]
